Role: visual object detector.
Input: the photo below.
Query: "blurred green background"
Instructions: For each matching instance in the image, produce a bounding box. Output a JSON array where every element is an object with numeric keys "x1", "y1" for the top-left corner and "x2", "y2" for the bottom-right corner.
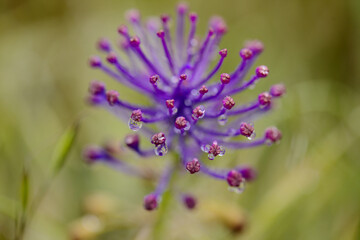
[{"x1": 1, "y1": 0, "x2": 360, "y2": 239}]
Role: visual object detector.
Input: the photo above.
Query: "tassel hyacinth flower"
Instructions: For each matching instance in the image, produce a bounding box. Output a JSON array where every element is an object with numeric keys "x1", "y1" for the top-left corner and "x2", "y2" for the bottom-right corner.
[{"x1": 85, "y1": 3, "x2": 285, "y2": 211}]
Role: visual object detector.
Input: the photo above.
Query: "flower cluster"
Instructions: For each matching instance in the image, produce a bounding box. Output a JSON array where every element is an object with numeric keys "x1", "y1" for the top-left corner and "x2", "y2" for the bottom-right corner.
[{"x1": 85, "y1": 3, "x2": 285, "y2": 211}]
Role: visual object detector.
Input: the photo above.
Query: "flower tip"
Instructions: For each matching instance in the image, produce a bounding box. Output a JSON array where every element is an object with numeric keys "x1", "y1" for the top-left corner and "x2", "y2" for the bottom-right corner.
[
  {"x1": 210, "y1": 16, "x2": 227, "y2": 34},
  {"x1": 245, "y1": 40, "x2": 264, "y2": 54},
  {"x1": 219, "y1": 48, "x2": 228, "y2": 58},
  {"x1": 192, "y1": 106, "x2": 205, "y2": 120},
  {"x1": 106, "y1": 90, "x2": 119, "y2": 106},
  {"x1": 156, "y1": 29, "x2": 165, "y2": 38},
  {"x1": 106, "y1": 52, "x2": 118, "y2": 64},
  {"x1": 222, "y1": 96, "x2": 235, "y2": 110},
  {"x1": 144, "y1": 194, "x2": 158, "y2": 211},
  {"x1": 226, "y1": 170, "x2": 244, "y2": 187},
  {"x1": 199, "y1": 85, "x2": 209, "y2": 95},
  {"x1": 270, "y1": 84, "x2": 286, "y2": 97},
  {"x1": 89, "y1": 81, "x2": 105, "y2": 95},
  {"x1": 126, "y1": 9, "x2": 140, "y2": 23},
  {"x1": 180, "y1": 74, "x2": 187, "y2": 81},
  {"x1": 131, "y1": 109, "x2": 143, "y2": 122},
  {"x1": 239, "y1": 122, "x2": 254, "y2": 138},
  {"x1": 189, "y1": 12, "x2": 198, "y2": 22},
  {"x1": 265, "y1": 127, "x2": 282, "y2": 143},
  {"x1": 175, "y1": 116, "x2": 188, "y2": 130},
  {"x1": 256, "y1": 65, "x2": 269, "y2": 78},
  {"x1": 186, "y1": 158, "x2": 201, "y2": 174},
  {"x1": 258, "y1": 92, "x2": 272, "y2": 107},
  {"x1": 151, "y1": 132, "x2": 166, "y2": 146},
  {"x1": 89, "y1": 56, "x2": 102, "y2": 68},
  {"x1": 183, "y1": 195, "x2": 197, "y2": 209},
  {"x1": 166, "y1": 99, "x2": 175, "y2": 109},
  {"x1": 240, "y1": 48, "x2": 253, "y2": 60},
  {"x1": 160, "y1": 14, "x2": 170, "y2": 23},
  {"x1": 238, "y1": 167, "x2": 257, "y2": 181},
  {"x1": 149, "y1": 74, "x2": 159, "y2": 85},
  {"x1": 220, "y1": 73, "x2": 231, "y2": 84},
  {"x1": 125, "y1": 134, "x2": 140, "y2": 150},
  {"x1": 97, "y1": 38, "x2": 111, "y2": 52},
  {"x1": 177, "y1": 2, "x2": 188, "y2": 14},
  {"x1": 83, "y1": 146, "x2": 103, "y2": 163},
  {"x1": 129, "y1": 36, "x2": 141, "y2": 47},
  {"x1": 117, "y1": 24, "x2": 128, "y2": 35}
]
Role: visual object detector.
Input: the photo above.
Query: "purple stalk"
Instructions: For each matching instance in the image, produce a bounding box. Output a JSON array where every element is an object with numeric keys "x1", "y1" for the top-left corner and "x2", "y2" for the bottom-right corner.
[{"x1": 227, "y1": 102, "x2": 259, "y2": 116}]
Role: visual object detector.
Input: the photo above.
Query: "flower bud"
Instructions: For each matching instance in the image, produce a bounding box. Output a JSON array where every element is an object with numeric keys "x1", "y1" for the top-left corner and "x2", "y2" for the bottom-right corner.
[
  {"x1": 222, "y1": 96, "x2": 235, "y2": 110},
  {"x1": 125, "y1": 134, "x2": 140, "y2": 150},
  {"x1": 258, "y1": 92, "x2": 272, "y2": 107},
  {"x1": 265, "y1": 127, "x2": 282, "y2": 143},
  {"x1": 255, "y1": 65, "x2": 269, "y2": 78},
  {"x1": 186, "y1": 158, "x2": 200, "y2": 174},
  {"x1": 239, "y1": 122, "x2": 254, "y2": 138},
  {"x1": 106, "y1": 90, "x2": 119, "y2": 106},
  {"x1": 144, "y1": 194, "x2": 158, "y2": 211},
  {"x1": 220, "y1": 73, "x2": 231, "y2": 84},
  {"x1": 270, "y1": 84, "x2": 286, "y2": 97},
  {"x1": 226, "y1": 170, "x2": 243, "y2": 187}
]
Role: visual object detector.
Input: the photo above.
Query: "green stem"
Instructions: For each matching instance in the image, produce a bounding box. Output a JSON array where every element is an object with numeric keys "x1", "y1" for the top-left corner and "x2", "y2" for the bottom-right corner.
[{"x1": 152, "y1": 154, "x2": 179, "y2": 240}]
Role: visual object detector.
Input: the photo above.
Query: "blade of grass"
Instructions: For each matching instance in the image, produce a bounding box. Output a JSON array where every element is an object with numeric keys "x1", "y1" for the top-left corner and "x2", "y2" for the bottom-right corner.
[{"x1": 52, "y1": 121, "x2": 80, "y2": 176}]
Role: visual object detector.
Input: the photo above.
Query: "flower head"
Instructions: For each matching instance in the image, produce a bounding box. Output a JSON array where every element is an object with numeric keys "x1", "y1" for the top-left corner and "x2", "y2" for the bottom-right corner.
[{"x1": 86, "y1": 3, "x2": 284, "y2": 211}]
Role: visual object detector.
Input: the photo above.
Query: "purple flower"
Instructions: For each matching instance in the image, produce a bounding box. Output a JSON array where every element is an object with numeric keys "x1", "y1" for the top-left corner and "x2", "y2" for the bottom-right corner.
[{"x1": 85, "y1": 3, "x2": 285, "y2": 211}]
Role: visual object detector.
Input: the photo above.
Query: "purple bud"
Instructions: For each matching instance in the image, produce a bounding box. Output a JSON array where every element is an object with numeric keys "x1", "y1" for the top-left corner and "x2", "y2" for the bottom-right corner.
[
  {"x1": 149, "y1": 75, "x2": 159, "y2": 85},
  {"x1": 156, "y1": 30, "x2": 165, "y2": 38},
  {"x1": 192, "y1": 106, "x2": 205, "y2": 120},
  {"x1": 220, "y1": 73, "x2": 231, "y2": 84},
  {"x1": 222, "y1": 96, "x2": 235, "y2": 110},
  {"x1": 265, "y1": 127, "x2": 282, "y2": 143},
  {"x1": 239, "y1": 122, "x2": 254, "y2": 138},
  {"x1": 83, "y1": 146, "x2": 104, "y2": 163},
  {"x1": 238, "y1": 167, "x2": 257, "y2": 181},
  {"x1": 144, "y1": 194, "x2": 158, "y2": 211},
  {"x1": 270, "y1": 84, "x2": 286, "y2": 97},
  {"x1": 126, "y1": 9, "x2": 140, "y2": 23},
  {"x1": 179, "y1": 74, "x2": 187, "y2": 81},
  {"x1": 106, "y1": 90, "x2": 119, "y2": 106},
  {"x1": 89, "y1": 56, "x2": 101, "y2": 68},
  {"x1": 131, "y1": 109, "x2": 143, "y2": 122},
  {"x1": 208, "y1": 141, "x2": 222, "y2": 157},
  {"x1": 209, "y1": 16, "x2": 227, "y2": 34},
  {"x1": 199, "y1": 85, "x2": 208, "y2": 95},
  {"x1": 208, "y1": 28, "x2": 214, "y2": 36},
  {"x1": 166, "y1": 99, "x2": 175, "y2": 109},
  {"x1": 245, "y1": 40, "x2": 264, "y2": 54},
  {"x1": 175, "y1": 116, "x2": 188, "y2": 129},
  {"x1": 186, "y1": 158, "x2": 200, "y2": 174},
  {"x1": 219, "y1": 48, "x2": 228, "y2": 57},
  {"x1": 151, "y1": 132, "x2": 166, "y2": 146},
  {"x1": 129, "y1": 36, "x2": 140, "y2": 47},
  {"x1": 106, "y1": 52, "x2": 118, "y2": 64},
  {"x1": 258, "y1": 92, "x2": 272, "y2": 107},
  {"x1": 189, "y1": 12, "x2": 198, "y2": 22},
  {"x1": 226, "y1": 170, "x2": 244, "y2": 187},
  {"x1": 97, "y1": 38, "x2": 111, "y2": 52},
  {"x1": 119, "y1": 39, "x2": 129, "y2": 50},
  {"x1": 255, "y1": 65, "x2": 269, "y2": 78},
  {"x1": 117, "y1": 25, "x2": 128, "y2": 36},
  {"x1": 89, "y1": 81, "x2": 105, "y2": 95},
  {"x1": 177, "y1": 3, "x2": 188, "y2": 14},
  {"x1": 125, "y1": 134, "x2": 140, "y2": 150},
  {"x1": 240, "y1": 48, "x2": 253, "y2": 60},
  {"x1": 183, "y1": 195, "x2": 197, "y2": 209},
  {"x1": 160, "y1": 14, "x2": 170, "y2": 23}
]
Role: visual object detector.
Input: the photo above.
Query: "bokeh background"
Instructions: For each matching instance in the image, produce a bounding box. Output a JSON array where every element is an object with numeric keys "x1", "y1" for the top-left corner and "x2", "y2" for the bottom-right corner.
[{"x1": 1, "y1": 0, "x2": 360, "y2": 239}]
